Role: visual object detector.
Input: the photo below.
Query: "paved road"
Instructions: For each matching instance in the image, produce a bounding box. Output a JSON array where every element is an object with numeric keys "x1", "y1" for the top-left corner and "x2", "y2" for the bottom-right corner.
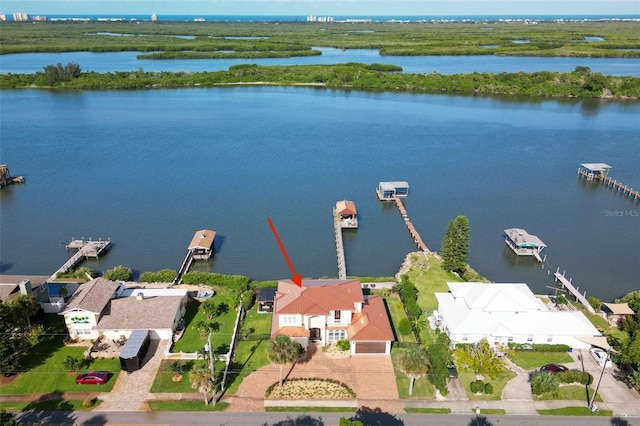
[{"x1": 14, "y1": 411, "x2": 640, "y2": 426}]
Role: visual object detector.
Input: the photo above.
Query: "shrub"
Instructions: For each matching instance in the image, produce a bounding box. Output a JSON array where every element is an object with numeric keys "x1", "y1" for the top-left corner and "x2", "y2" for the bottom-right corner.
[
  {"x1": 531, "y1": 371, "x2": 559, "y2": 396},
  {"x1": 556, "y1": 369, "x2": 593, "y2": 385},
  {"x1": 483, "y1": 382, "x2": 493, "y2": 394},
  {"x1": 336, "y1": 339, "x2": 351, "y2": 351},
  {"x1": 82, "y1": 397, "x2": 96, "y2": 408},
  {"x1": 470, "y1": 380, "x2": 484, "y2": 393},
  {"x1": 102, "y1": 265, "x2": 133, "y2": 281},
  {"x1": 397, "y1": 318, "x2": 412, "y2": 336}
]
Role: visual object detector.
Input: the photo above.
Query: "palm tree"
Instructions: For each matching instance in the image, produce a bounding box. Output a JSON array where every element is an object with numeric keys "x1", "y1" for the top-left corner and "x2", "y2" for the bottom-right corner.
[
  {"x1": 9, "y1": 295, "x2": 39, "y2": 329},
  {"x1": 267, "y1": 334, "x2": 303, "y2": 386},
  {"x1": 399, "y1": 345, "x2": 430, "y2": 396},
  {"x1": 189, "y1": 367, "x2": 216, "y2": 406}
]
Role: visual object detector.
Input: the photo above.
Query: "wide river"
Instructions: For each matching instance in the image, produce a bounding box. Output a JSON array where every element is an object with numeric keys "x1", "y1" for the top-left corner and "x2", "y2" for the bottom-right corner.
[{"x1": 1, "y1": 53, "x2": 639, "y2": 301}]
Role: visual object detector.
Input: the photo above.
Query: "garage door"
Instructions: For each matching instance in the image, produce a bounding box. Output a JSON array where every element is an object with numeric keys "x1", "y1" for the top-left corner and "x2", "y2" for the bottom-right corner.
[{"x1": 354, "y1": 342, "x2": 386, "y2": 354}]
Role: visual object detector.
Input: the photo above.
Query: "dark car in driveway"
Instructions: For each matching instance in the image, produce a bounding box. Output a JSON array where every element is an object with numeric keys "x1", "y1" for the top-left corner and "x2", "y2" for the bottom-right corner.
[
  {"x1": 75, "y1": 371, "x2": 108, "y2": 385},
  {"x1": 540, "y1": 364, "x2": 568, "y2": 374},
  {"x1": 447, "y1": 363, "x2": 458, "y2": 379}
]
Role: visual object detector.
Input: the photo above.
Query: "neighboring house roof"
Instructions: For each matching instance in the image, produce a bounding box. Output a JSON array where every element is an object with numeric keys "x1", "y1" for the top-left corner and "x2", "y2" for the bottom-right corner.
[
  {"x1": 95, "y1": 294, "x2": 185, "y2": 331},
  {"x1": 61, "y1": 278, "x2": 120, "y2": 314},
  {"x1": 0, "y1": 275, "x2": 48, "y2": 301},
  {"x1": 258, "y1": 288, "x2": 277, "y2": 302},
  {"x1": 436, "y1": 282, "x2": 600, "y2": 339},
  {"x1": 602, "y1": 302, "x2": 635, "y2": 315},
  {"x1": 348, "y1": 295, "x2": 394, "y2": 341},
  {"x1": 274, "y1": 279, "x2": 364, "y2": 316},
  {"x1": 188, "y1": 229, "x2": 216, "y2": 250},
  {"x1": 336, "y1": 200, "x2": 357, "y2": 215}
]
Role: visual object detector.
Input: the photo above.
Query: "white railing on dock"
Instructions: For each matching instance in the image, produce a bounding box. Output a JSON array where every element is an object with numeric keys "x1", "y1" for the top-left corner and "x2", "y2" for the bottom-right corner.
[
  {"x1": 50, "y1": 239, "x2": 110, "y2": 281},
  {"x1": 553, "y1": 268, "x2": 595, "y2": 313},
  {"x1": 333, "y1": 209, "x2": 347, "y2": 280}
]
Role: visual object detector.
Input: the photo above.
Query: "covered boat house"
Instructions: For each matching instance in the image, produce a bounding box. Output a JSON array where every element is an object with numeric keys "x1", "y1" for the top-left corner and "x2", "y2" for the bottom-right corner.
[
  {"x1": 376, "y1": 181, "x2": 409, "y2": 200},
  {"x1": 578, "y1": 163, "x2": 612, "y2": 181},
  {"x1": 504, "y1": 228, "x2": 546, "y2": 262},
  {"x1": 188, "y1": 229, "x2": 216, "y2": 260},
  {"x1": 335, "y1": 200, "x2": 358, "y2": 228}
]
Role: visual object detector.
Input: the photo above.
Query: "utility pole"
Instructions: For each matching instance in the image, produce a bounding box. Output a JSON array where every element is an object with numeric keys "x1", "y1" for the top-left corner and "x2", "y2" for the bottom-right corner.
[
  {"x1": 588, "y1": 348, "x2": 609, "y2": 412},
  {"x1": 207, "y1": 333, "x2": 216, "y2": 406}
]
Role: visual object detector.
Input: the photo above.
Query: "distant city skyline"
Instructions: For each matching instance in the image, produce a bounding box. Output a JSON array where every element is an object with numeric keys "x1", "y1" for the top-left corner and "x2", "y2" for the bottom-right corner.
[{"x1": 1, "y1": 0, "x2": 639, "y2": 16}]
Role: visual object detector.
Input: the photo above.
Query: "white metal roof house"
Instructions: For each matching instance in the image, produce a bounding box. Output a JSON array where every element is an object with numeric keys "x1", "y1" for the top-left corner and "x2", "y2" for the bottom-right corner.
[{"x1": 432, "y1": 282, "x2": 601, "y2": 350}]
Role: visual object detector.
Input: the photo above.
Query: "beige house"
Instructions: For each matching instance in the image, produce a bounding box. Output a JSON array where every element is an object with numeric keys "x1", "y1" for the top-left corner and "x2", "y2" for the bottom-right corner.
[{"x1": 60, "y1": 278, "x2": 187, "y2": 341}]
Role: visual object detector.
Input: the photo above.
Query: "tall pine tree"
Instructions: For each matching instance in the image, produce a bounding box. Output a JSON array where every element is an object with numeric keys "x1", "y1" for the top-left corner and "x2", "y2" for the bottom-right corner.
[{"x1": 440, "y1": 215, "x2": 470, "y2": 276}]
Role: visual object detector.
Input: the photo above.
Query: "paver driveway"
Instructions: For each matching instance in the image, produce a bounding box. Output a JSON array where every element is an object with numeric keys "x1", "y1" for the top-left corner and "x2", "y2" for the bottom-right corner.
[{"x1": 227, "y1": 343, "x2": 401, "y2": 413}]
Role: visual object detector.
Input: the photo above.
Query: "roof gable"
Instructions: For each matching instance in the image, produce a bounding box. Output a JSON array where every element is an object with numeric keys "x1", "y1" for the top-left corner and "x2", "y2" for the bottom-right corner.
[
  {"x1": 275, "y1": 279, "x2": 364, "y2": 315},
  {"x1": 61, "y1": 278, "x2": 120, "y2": 314},
  {"x1": 189, "y1": 229, "x2": 216, "y2": 250},
  {"x1": 348, "y1": 295, "x2": 394, "y2": 341}
]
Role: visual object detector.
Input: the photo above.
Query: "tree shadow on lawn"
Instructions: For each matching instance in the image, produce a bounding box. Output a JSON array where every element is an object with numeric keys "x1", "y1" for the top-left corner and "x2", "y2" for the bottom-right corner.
[{"x1": 16, "y1": 390, "x2": 78, "y2": 426}]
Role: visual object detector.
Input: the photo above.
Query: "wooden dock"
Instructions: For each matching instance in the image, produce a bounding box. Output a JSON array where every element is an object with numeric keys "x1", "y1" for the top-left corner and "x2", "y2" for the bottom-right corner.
[
  {"x1": 172, "y1": 251, "x2": 194, "y2": 285},
  {"x1": 553, "y1": 268, "x2": 595, "y2": 313},
  {"x1": 578, "y1": 164, "x2": 639, "y2": 201},
  {"x1": 395, "y1": 198, "x2": 430, "y2": 252},
  {"x1": 333, "y1": 210, "x2": 347, "y2": 279},
  {"x1": 50, "y1": 239, "x2": 111, "y2": 280}
]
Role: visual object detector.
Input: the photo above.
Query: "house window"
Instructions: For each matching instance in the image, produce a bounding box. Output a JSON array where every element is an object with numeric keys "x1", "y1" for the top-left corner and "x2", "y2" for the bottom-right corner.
[
  {"x1": 462, "y1": 335, "x2": 468, "y2": 342},
  {"x1": 328, "y1": 330, "x2": 346, "y2": 341},
  {"x1": 282, "y1": 315, "x2": 298, "y2": 325},
  {"x1": 527, "y1": 335, "x2": 533, "y2": 342},
  {"x1": 75, "y1": 328, "x2": 92, "y2": 335},
  {"x1": 508, "y1": 336, "x2": 514, "y2": 342},
  {"x1": 334, "y1": 310, "x2": 341, "y2": 321},
  {"x1": 546, "y1": 336, "x2": 553, "y2": 342}
]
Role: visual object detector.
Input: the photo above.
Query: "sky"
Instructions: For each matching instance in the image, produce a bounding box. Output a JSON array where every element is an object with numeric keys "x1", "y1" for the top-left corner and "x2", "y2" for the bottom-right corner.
[{"x1": 1, "y1": 1, "x2": 639, "y2": 16}]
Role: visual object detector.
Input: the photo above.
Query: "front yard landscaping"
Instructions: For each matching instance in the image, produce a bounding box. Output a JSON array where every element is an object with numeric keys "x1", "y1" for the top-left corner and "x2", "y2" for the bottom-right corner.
[
  {"x1": 458, "y1": 369, "x2": 516, "y2": 400},
  {"x1": 509, "y1": 350, "x2": 573, "y2": 370},
  {"x1": 265, "y1": 378, "x2": 355, "y2": 399},
  {"x1": 0, "y1": 314, "x2": 120, "y2": 395}
]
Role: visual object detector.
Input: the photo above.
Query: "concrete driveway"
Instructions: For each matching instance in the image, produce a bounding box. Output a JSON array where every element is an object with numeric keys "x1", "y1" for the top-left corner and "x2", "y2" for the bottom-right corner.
[{"x1": 227, "y1": 343, "x2": 401, "y2": 413}]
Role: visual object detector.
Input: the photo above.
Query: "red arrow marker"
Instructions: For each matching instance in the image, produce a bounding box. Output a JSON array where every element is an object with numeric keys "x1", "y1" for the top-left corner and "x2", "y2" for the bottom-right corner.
[{"x1": 267, "y1": 217, "x2": 302, "y2": 287}]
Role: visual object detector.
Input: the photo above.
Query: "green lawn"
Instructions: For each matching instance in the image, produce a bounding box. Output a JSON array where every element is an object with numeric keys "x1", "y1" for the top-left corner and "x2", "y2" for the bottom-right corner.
[
  {"x1": 391, "y1": 347, "x2": 435, "y2": 399},
  {"x1": 148, "y1": 400, "x2": 230, "y2": 411},
  {"x1": 149, "y1": 359, "x2": 224, "y2": 393},
  {"x1": 509, "y1": 351, "x2": 573, "y2": 370},
  {"x1": 535, "y1": 385, "x2": 602, "y2": 402},
  {"x1": 0, "y1": 314, "x2": 120, "y2": 395},
  {"x1": 405, "y1": 407, "x2": 451, "y2": 414},
  {"x1": 402, "y1": 252, "x2": 463, "y2": 314},
  {"x1": 384, "y1": 295, "x2": 416, "y2": 343},
  {"x1": 537, "y1": 407, "x2": 612, "y2": 416},
  {"x1": 220, "y1": 304, "x2": 273, "y2": 396},
  {"x1": 458, "y1": 369, "x2": 516, "y2": 401},
  {"x1": 172, "y1": 286, "x2": 239, "y2": 354}
]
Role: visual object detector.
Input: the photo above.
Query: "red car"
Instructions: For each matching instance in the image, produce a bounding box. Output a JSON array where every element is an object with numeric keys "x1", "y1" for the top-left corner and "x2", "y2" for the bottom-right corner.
[
  {"x1": 540, "y1": 364, "x2": 568, "y2": 374},
  {"x1": 75, "y1": 371, "x2": 108, "y2": 385}
]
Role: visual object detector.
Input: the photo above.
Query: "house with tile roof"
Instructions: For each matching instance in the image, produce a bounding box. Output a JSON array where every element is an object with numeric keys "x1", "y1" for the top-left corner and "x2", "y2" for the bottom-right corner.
[
  {"x1": 432, "y1": 282, "x2": 602, "y2": 350},
  {"x1": 60, "y1": 278, "x2": 187, "y2": 341},
  {"x1": 270, "y1": 279, "x2": 394, "y2": 355}
]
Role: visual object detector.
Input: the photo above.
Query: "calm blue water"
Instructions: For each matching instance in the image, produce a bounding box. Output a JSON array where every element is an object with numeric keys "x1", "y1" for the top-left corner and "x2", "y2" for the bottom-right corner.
[
  {"x1": 2, "y1": 48, "x2": 639, "y2": 76},
  {"x1": 1, "y1": 87, "x2": 638, "y2": 301}
]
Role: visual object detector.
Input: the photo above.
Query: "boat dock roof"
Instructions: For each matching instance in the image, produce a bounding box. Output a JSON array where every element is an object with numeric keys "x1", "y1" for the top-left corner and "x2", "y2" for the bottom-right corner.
[
  {"x1": 335, "y1": 200, "x2": 357, "y2": 215},
  {"x1": 580, "y1": 163, "x2": 612, "y2": 173},
  {"x1": 188, "y1": 229, "x2": 216, "y2": 250},
  {"x1": 504, "y1": 228, "x2": 546, "y2": 248}
]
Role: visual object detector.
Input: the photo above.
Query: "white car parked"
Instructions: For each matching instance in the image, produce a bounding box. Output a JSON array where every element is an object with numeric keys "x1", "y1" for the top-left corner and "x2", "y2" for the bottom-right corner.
[{"x1": 589, "y1": 347, "x2": 612, "y2": 368}]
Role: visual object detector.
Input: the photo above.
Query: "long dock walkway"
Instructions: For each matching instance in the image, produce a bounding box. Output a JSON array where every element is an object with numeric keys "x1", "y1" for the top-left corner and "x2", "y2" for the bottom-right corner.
[
  {"x1": 553, "y1": 268, "x2": 595, "y2": 313},
  {"x1": 333, "y1": 210, "x2": 347, "y2": 280},
  {"x1": 172, "y1": 251, "x2": 194, "y2": 285},
  {"x1": 578, "y1": 165, "x2": 639, "y2": 201},
  {"x1": 394, "y1": 198, "x2": 430, "y2": 252},
  {"x1": 50, "y1": 239, "x2": 111, "y2": 280}
]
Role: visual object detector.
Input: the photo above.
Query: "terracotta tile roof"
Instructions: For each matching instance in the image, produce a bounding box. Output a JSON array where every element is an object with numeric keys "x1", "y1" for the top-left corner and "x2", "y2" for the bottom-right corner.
[
  {"x1": 274, "y1": 279, "x2": 364, "y2": 316},
  {"x1": 188, "y1": 229, "x2": 216, "y2": 250},
  {"x1": 273, "y1": 326, "x2": 311, "y2": 338},
  {"x1": 61, "y1": 278, "x2": 120, "y2": 314},
  {"x1": 348, "y1": 295, "x2": 394, "y2": 342},
  {"x1": 336, "y1": 200, "x2": 357, "y2": 216}
]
